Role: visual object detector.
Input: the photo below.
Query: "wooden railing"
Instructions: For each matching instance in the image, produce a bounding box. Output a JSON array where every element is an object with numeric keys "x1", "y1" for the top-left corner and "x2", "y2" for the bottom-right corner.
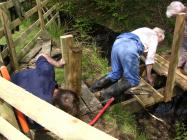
[{"x1": 0, "y1": 0, "x2": 59, "y2": 71}]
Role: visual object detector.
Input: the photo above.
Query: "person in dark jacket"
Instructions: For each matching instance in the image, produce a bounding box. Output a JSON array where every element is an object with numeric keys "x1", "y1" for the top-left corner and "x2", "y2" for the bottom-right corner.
[{"x1": 11, "y1": 54, "x2": 79, "y2": 127}]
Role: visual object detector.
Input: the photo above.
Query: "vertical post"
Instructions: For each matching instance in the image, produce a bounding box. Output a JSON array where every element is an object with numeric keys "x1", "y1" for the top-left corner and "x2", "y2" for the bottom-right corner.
[
  {"x1": 36, "y1": 0, "x2": 45, "y2": 30},
  {"x1": 0, "y1": 9, "x2": 18, "y2": 70},
  {"x1": 60, "y1": 35, "x2": 82, "y2": 96},
  {"x1": 164, "y1": 14, "x2": 185, "y2": 102}
]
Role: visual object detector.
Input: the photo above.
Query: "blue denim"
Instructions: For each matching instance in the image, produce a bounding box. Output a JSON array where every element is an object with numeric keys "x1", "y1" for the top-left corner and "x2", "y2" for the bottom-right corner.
[{"x1": 107, "y1": 33, "x2": 144, "y2": 86}]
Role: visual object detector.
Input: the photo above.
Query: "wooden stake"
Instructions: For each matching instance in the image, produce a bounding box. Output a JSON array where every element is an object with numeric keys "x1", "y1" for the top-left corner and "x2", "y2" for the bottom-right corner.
[
  {"x1": 60, "y1": 35, "x2": 82, "y2": 95},
  {"x1": 164, "y1": 14, "x2": 185, "y2": 102}
]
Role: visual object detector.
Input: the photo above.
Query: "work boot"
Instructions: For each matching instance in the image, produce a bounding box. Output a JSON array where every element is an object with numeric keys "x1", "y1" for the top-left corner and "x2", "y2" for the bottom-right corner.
[
  {"x1": 96, "y1": 78, "x2": 132, "y2": 101},
  {"x1": 90, "y1": 75, "x2": 114, "y2": 93}
]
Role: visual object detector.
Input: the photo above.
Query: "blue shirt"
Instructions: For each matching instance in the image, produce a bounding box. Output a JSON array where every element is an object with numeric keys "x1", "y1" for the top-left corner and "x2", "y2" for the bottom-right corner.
[{"x1": 11, "y1": 56, "x2": 57, "y2": 103}]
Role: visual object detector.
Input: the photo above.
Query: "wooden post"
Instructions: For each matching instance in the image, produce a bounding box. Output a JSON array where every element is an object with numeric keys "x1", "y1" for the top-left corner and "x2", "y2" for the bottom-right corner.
[
  {"x1": 0, "y1": 77, "x2": 117, "y2": 140},
  {"x1": 60, "y1": 35, "x2": 82, "y2": 95},
  {"x1": 164, "y1": 14, "x2": 185, "y2": 102},
  {"x1": 36, "y1": 0, "x2": 45, "y2": 30},
  {"x1": 0, "y1": 9, "x2": 18, "y2": 70},
  {"x1": 0, "y1": 117, "x2": 30, "y2": 140}
]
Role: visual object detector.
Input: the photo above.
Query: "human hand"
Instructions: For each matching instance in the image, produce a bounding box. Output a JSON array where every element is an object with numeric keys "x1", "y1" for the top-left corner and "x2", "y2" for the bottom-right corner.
[
  {"x1": 58, "y1": 59, "x2": 65, "y2": 67},
  {"x1": 147, "y1": 75, "x2": 154, "y2": 86}
]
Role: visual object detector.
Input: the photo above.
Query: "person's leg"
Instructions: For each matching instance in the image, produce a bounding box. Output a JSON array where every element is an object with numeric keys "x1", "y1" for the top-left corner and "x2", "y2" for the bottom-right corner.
[
  {"x1": 90, "y1": 39, "x2": 123, "y2": 92},
  {"x1": 95, "y1": 39, "x2": 139, "y2": 100}
]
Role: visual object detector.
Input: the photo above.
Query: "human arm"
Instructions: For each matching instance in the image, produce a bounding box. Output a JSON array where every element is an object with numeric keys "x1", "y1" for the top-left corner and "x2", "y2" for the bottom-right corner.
[
  {"x1": 38, "y1": 53, "x2": 65, "y2": 68},
  {"x1": 144, "y1": 35, "x2": 158, "y2": 85},
  {"x1": 146, "y1": 64, "x2": 154, "y2": 85}
]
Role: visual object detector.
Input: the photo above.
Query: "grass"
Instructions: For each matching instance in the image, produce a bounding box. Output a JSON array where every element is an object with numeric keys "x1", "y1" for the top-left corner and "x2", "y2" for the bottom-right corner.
[
  {"x1": 55, "y1": 68, "x2": 64, "y2": 84},
  {"x1": 103, "y1": 104, "x2": 148, "y2": 140},
  {"x1": 82, "y1": 43, "x2": 108, "y2": 80}
]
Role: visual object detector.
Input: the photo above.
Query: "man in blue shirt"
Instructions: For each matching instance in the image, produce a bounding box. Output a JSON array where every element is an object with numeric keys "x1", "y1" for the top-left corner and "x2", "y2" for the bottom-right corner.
[{"x1": 11, "y1": 54, "x2": 79, "y2": 123}]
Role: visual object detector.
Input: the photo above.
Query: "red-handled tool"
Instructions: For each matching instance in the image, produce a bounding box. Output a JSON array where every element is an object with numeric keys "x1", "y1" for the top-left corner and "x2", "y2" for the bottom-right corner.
[{"x1": 89, "y1": 97, "x2": 115, "y2": 126}]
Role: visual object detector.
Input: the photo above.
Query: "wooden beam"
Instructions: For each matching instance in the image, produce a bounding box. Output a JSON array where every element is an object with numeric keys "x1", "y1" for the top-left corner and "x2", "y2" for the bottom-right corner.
[
  {"x1": 0, "y1": 77, "x2": 117, "y2": 140},
  {"x1": 0, "y1": 63, "x2": 20, "y2": 130},
  {"x1": 14, "y1": 19, "x2": 40, "y2": 46},
  {"x1": 60, "y1": 35, "x2": 82, "y2": 95},
  {"x1": 164, "y1": 14, "x2": 185, "y2": 102},
  {"x1": 0, "y1": 9, "x2": 18, "y2": 70},
  {"x1": 46, "y1": 12, "x2": 58, "y2": 27},
  {"x1": 129, "y1": 78, "x2": 164, "y2": 107},
  {"x1": 81, "y1": 83, "x2": 102, "y2": 113},
  {"x1": 17, "y1": 30, "x2": 42, "y2": 61},
  {"x1": 0, "y1": 117, "x2": 29, "y2": 140}
]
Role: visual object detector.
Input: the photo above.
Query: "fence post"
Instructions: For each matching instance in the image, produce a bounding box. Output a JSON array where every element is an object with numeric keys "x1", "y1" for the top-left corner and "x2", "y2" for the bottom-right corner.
[
  {"x1": 0, "y1": 9, "x2": 18, "y2": 70},
  {"x1": 164, "y1": 14, "x2": 185, "y2": 102},
  {"x1": 60, "y1": 35, "x2": 82, "y2": 96},
  {"x1": 36, "y1": 0, "x2": 45, "y2": 30}
]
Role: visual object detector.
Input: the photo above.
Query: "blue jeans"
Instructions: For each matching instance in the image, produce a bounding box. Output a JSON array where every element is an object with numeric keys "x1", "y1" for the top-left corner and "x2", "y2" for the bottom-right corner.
[{"x1": 107, "y1": 37, "x2": 144, "y2": 86}]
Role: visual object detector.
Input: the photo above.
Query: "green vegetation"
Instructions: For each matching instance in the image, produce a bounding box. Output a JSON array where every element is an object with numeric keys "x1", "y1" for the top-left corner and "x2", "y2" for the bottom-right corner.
[
  {"x1": 82, "y1": 43, "x2": 108, "y2": 80},
  {"x1": 175, "y1": 122, "x2": 187, "y2": 140},
  {"x1": 103, "y1": 104, "x2": 148, "y2": 140}
]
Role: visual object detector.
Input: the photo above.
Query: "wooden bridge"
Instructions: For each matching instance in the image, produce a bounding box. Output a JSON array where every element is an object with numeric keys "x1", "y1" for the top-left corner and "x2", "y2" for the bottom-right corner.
[{"x1": 0, "y1": 0, "x2": 186, "y2": 139}]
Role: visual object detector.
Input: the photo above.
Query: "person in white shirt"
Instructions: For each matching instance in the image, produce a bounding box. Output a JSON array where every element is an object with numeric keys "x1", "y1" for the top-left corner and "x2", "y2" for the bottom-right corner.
[
  {"x1": 166, "y1": 1, "x2": 187, "y2": 75},
  {"x1": 90, "y1": 27, "x2": 165, "y2": 100}
]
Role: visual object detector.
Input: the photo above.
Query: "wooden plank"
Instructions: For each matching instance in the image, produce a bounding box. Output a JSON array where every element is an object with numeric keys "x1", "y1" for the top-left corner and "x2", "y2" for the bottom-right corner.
[
  {"x1": 43, "y1": 4, "x2": 57, "y2": 19},
  {"x1": 21, "y1": 45, "x2": 42, "y2": 63},
  {"x1": 0, "y1": 9, "x2": 18, "y2": 70},
  {"x1": 156, "y1": 54, "x2": 187, "y2": 84},
  {"x1": 0, "y1": 77, "x2": 117, "y2": 140},
  {"x1": 0, "y1": 117, "x2": 30, "y2": 140},
  {"x1": 14, "y1": 19, "x2": 40, "y2": 46},
  {"x1": 141, "y1": 54, "x2": 187, "y2": 91},
  {"x1": 165, "y1": 14, "x2": 186, "y2": 102},
  {"x1": 129, "y1": 79, "x2": 164, "y2": 107},
  {"x1": 17, "y1": 30, "x2": 42, "y2": 61},
  {"x1": 81, "y1": 83, "x2": 103, "y2": 113},
  {"x1": 0, "y1": 62, "x2": 20, "y2": 130},
  {"x1": 46, "y1": 12, "x2": 58, "y2": 27}
]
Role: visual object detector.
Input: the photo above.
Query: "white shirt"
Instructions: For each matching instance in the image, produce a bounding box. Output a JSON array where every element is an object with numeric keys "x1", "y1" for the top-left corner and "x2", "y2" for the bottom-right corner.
[{"x1": 132, "y1": 27, "x2": 158, "y2": 65}]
